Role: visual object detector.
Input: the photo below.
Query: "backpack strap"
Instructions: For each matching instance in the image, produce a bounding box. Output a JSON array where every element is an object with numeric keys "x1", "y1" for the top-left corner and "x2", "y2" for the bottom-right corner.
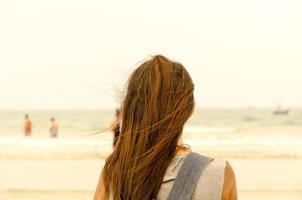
[{"x1": 166, "y1": 152, "x2": 214, "y2": 200}]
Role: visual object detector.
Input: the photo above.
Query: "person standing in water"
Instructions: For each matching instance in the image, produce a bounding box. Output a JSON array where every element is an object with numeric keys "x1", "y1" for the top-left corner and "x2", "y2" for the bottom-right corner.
[
  {"x1": 94, "y1": 55, "x2": 237, "y2": 200},
  {"x1": 111, "y1": 109, "x2": 121, "y2": 147},
  {"x1": 50, "y1": 117, "x2": 59, "y2": 138},
  {"x1": 24, "y1": 114, "x2": 32, "y2": 137}
]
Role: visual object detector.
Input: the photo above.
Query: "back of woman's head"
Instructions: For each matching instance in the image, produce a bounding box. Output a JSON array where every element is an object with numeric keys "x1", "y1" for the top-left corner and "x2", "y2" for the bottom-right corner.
[{"x1": 103, "y1": 55, "x2": 195, "y2": 200}]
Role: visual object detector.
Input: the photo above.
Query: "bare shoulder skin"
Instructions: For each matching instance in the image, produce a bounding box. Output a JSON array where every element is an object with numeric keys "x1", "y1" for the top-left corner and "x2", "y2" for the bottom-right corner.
[
  {"x1": 94, "y1": 171, "x2": 105, "y2": 200},
  {"x1": 222, "y1": 161, "x2": 238, "y2": 200}
]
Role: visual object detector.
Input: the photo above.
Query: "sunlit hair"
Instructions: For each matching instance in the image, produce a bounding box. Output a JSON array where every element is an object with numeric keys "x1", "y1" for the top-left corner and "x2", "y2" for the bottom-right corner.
[{"x1": 103, "y1": 55, "x2": 195, "y2": 200}]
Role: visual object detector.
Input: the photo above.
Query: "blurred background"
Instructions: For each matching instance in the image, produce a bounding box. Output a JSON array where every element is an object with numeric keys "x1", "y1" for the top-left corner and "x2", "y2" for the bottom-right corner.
[{"x1": 0, "y1": 0, "x2": 302, "y2": 199}]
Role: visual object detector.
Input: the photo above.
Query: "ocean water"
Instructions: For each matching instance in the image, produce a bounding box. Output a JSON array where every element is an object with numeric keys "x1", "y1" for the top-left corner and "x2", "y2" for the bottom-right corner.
[{"x1": 1, "y1": 108, "x2": 302, "y2": 159}]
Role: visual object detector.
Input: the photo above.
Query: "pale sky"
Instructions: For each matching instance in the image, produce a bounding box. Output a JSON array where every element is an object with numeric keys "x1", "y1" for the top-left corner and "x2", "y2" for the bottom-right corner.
[{"x1": 0, "y1": 0, "x2": 301, "y2": 109}]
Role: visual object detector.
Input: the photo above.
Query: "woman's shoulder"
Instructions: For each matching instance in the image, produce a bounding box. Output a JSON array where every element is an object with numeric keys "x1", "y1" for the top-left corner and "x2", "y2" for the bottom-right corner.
[
  {"x1": 160, "y1": 151, "x2": 231, "y2": 200},
  {"x1": 190, "y1": 152, "x2": 227, "y2": 184},
  {"x1": 192, "y1": 153, "x2": 237, "y2": 200}
]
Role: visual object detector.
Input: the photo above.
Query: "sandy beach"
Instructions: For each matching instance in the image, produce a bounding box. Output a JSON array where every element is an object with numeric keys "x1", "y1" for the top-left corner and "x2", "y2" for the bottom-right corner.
[{"x1": 1, "y1": 158, "x2": 301, "y2": 200}]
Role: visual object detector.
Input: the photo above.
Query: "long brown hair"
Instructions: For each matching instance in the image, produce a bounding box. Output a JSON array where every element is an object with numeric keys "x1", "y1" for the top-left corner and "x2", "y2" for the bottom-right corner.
[{"x1": 103, "y1": 55, "x2": 195, "y2": 200}]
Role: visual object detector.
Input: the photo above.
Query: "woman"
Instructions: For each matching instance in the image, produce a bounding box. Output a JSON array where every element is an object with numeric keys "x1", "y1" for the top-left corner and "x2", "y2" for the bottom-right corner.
[
  {"x1": 24, "y1": 114, "x2": 32, "y2": 137},
  {"x1": 94, "y1": 55, "x2": 237, "y2": 200},
  {"x1": 49, "y1": 117, "x2": 59, "y2": 138}
]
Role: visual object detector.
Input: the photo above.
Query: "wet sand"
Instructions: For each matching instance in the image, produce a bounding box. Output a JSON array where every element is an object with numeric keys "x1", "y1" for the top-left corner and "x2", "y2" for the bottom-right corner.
[{"x1": 1, "y1": 158, "x2": 302, "y2": 200}]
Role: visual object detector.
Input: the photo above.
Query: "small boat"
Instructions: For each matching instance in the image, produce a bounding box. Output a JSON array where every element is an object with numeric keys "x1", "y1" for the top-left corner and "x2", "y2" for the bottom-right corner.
[
  {"x1": 273, "y1": 109, "x2": 289, "y2": 115},
  {"x1": 273, "y1": 104, "x2": 290, "y2": 115}
]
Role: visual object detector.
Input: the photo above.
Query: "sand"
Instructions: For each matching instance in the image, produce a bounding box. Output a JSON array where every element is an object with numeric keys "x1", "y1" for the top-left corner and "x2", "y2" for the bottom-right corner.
[{"x1": 1, "y1": 158, "x2": 302, "y2": 200}]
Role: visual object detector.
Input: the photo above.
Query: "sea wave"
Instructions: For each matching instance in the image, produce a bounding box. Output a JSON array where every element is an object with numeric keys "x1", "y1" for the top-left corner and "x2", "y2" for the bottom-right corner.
[{"x1": 0, "y1": 134, "x2": 301, "y2": 160}]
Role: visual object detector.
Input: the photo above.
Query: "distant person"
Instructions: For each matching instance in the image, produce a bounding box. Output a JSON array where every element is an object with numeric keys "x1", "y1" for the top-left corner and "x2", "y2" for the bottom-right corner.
[
  {"x1": 111, "y1": 109, "x2": 121, "y2": 147},
  {"x1": 94, "y1": 55, "x2": 237, "y2": 200},
  {"x1": 24, "y1": 114, "x2": 32, "y2": 137},
  {"x1": 50, "y1": 117, "x2": 59, "y2": 138}
]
